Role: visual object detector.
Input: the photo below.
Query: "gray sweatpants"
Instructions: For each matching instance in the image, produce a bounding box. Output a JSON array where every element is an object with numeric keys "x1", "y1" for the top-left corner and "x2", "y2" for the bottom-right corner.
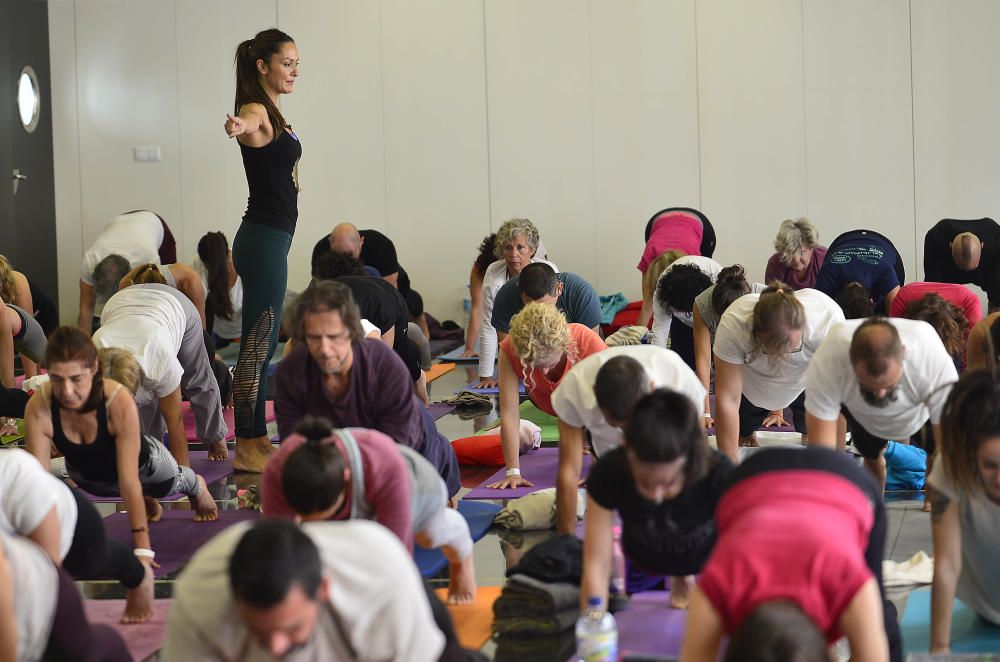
[
  {"x1": 70, "y1": 435, "x2": 200, "y2": 499},
  {"x1": 401, "y1": 446, "x2": 473, "y2": 561},
  {"x1": 137, "y1": 284, "x2": 228, "y2": 445},
  {"x1": 9, "y1": 304, "x2": 46, "y2": 363}
]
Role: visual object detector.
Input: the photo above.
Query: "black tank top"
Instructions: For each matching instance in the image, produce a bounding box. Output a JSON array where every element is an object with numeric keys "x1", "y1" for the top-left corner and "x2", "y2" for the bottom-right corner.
[
  {"x1": 50, "y1": 388, "x2": 150, "y2": 484},
  {"x1": 239, "y1": 128, "x2": 302, "y2": 235}
]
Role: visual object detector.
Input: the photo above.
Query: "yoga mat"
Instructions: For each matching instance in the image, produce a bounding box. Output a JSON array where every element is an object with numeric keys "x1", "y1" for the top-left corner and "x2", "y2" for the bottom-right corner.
[
  {"x1": 901, "y1": 588, "x2": 1000, "y2": 656},
  {"x1": 463, "y1": 448, "x2": 592, "y2": 500},
  {"x1": 429, "y1": 338, "x2": 464, "y2": 357},
  {"x1": 571, "y1": 590, "x2": 686, "y2": 660},
  {"x1": 474, "y1": 400, "x2": 560, "y2": 443},
  {"x1": 81, "y1": 451, "x2": 235, "y2": 503},
  {"x1": 84, "y1": 599, "x2": 171, "y2": 662},
  {"x1": 104, "y1": 508, "x2": 260, "y2": 578},
  {"x1": 434, "y1": 586, "x2": 502, "y2": 650},
  {"x1": 459, "y1": 381, "x2": 525, "y2": 396},
  {"x1": 176, "y1": 400, "x2": 275, "y2": 443},
  {"x1": 428, "y1": 402, "x2": 457, "y2": 420},
  {"x1": 425, "y1": 362, "x2": 456, "y2": 383},
  {"x1": 1, "y1": 419, "x2": 24, "y2": 446},
  {"x1": 414, "y1": 500, "x2": 501, "y2": 577},
  {"x1": 438, "y1": 346, "x2": 480, "y2": 363}
]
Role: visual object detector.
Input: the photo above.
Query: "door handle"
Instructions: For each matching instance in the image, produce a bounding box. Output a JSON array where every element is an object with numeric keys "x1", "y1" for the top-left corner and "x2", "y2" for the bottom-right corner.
[{"x1": 12, "y1": 169, "x2": 27, "y2": 196}]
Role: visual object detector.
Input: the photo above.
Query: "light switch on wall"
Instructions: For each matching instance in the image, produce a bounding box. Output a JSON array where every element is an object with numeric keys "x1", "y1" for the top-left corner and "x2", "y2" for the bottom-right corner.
[{"x1": 132, "y1": 146, "x2": 162, "y2": 162}]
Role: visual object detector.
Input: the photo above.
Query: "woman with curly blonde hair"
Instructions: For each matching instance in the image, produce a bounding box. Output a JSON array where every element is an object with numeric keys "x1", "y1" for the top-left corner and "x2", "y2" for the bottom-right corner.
[{"x1": 488, "y1": 303, "x2": 606, "y2": 489}]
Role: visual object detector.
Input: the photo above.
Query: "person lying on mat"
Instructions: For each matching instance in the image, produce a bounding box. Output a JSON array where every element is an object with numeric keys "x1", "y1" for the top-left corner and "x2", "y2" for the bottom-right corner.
[
  {"x1": 894, "y1": 292, "x2": 972, "y2": 372},
  {"x1": 275, "y1": 281, "x2": 461, "y2": 497},
  {"x1": 650, "y1": 256, "x2": 722, "y2": 367},
  {"x1": 923, "y1": 216, "x2": 1000, "y2": 309},
  {"x1": 118, "y1": 261, "x2": 209, "y2": 329},
  {"x1": 680, "y1": 446, "x2": 900, "y2": 662},
  {"x1": 582, "y1": 389, "x2": 731, "y2": 611},
  {"x1": 475, "y1": 218, "x2": 557, "y2": 389},
  {"x1": 805, "y1": 317, "x2": 957, "y2": 491},
  {"x1": 488, "y1": 303, "x2": 606, "y2": 490},
  {"x1": 0, "y1": 532, "x2": 132, "y2": 662},
  {"x1": 93, "y1": 265, "x2": 230, "y2": 465},
  {"x1": 461, "y1": 233, "x2": 497, "y2": 358},
  {"x1": 261, "y1": 416, "x2": 477, "y2": 604},
  {"x1": 0, "y1": 302, "x2": 46, "y2": 387},
  {"x1": 713, "y1": 283, "x2": 844, "y2": 462},
  {"x1": 491, "y1": 263, "x2": 602, "y2": 344},
  {"x1": 764, "y1": 217, "x2": 827, "y2": 291},
  {"x1": 77, "y1": 210, "x2": 176, "y2": 334},
  {"x1": 692, "y1": 265, "x2": 767, "y2": 429},
  {"x1": 637, "y1": 207, "x2": 717, "y2": 328},
  {"x1": 24, "y1": 328, "x2": 217, "y2": 524},
  {"x1": 550, "y1": 349, "x2": 706, "y2": 535},
  {"x1": 164, "y1": 518, "x2": 445, "y2": 661},
  {"x1": 927, "y1": 369, "x2": 1000, "y2": 653},
  {"x1": 0, "y1": 448, "x2": 156, "y2": 624},
  {"x1": 814, "y1": 228, "x2": 904, "y2": 316}
]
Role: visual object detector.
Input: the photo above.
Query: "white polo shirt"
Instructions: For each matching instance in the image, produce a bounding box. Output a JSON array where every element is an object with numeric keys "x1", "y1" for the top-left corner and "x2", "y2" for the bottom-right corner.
[
  {"x1": 0, "y1": 449, "x2": 77, "y2": 561},
  {"x1": 80, "y1": 211, "x2": 163, "y2": 289}
]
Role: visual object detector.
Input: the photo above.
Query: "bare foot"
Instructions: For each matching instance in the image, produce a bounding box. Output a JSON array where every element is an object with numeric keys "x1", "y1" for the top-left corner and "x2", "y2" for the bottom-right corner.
[
  {"x1": 121, "y1": 561, "x2": 155, "y2": 624},
  {"x1": 144, "y1": 496, "x2": 163, "y2": 522},
  {"x1": 207, "y1": 440, "x2": 229, "y2": 461},
  {"x1": 192, "y1": 474, "x2": 219, "y2": 522},
  {"x1": 738, "y1": 434, "x2": 759, "y2": 448},
  {"x1": 669, "y1": 575, "x2": 695, "y2": 609},
  {"x1": 446, "y1": 555, "x2": 477, "y2": 605},
  {"x1": 922, "y1": 499, "x2": 932, "y2": 513},
  {"x1": 232, "y1": 435, "x2": 277, "y2": 473}
]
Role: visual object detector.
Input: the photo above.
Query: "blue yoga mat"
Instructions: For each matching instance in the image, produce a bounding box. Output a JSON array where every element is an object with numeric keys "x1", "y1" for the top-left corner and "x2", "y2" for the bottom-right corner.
[
  {"x1": 437, "y1": 345, "x2": 477, "y2": 363},
  {"x1": 414, "y1": 500, "x2": 500, "y2": 577},
  {"x1": 901, "y1": 588, "x2": 1000, "y2": 656},
  {"x1": 458, "y1": 381, "x2": 525, "y2": 396}
]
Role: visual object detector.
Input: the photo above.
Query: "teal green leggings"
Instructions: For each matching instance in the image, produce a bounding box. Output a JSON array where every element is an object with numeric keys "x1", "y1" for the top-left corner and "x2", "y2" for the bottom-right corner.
[{"x1": 232, "y1": 222, "x2": 292, "y2": 438}]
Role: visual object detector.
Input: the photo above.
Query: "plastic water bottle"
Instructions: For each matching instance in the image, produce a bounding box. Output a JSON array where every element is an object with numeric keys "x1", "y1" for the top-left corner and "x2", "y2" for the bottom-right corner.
[
  {"x1": 610, "y1": 525, "x2": 626, "y2": 596},
  {"x1": 576, "y1": 596, "x2": 617, "y2": 662}
]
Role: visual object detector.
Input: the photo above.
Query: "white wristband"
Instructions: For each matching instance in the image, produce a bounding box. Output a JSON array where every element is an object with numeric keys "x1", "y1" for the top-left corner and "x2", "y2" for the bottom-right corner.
[
  {"x1": 505, "y1": 467, "x2": 521, "y2": 477},
  {"x1": 703, "y1": 413, "x2": 712, "y2": 418},
  {"x1": 133, "y1": 548, "x2": 155, "y2": 560}
]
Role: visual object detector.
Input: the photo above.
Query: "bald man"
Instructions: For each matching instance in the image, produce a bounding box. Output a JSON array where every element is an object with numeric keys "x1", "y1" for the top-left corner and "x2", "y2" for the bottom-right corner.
[
  {"x1": 311, "y1": 223, "x2": 429, "y2": 337},
  {"x1": 924, "y1": 217, "x2": 1000, "y2": 308}
]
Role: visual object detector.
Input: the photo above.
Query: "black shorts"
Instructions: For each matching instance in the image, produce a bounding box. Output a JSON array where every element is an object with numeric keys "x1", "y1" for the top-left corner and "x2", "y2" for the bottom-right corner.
[
  {"x1": 738, "y1": 391, "x2": 805, "y2": 438},
  {"x1": 841, "y1": 407, "x2": 934, "y2": 460}
]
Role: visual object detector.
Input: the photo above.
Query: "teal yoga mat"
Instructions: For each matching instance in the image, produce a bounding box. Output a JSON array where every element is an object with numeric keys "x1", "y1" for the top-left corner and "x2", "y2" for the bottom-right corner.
[
  {"x1": 414, "y1": 500, "x2": 500, "y2": 577},
  {"x1": 901, "y1": 588, "x2": 1000, "y2": 656}
]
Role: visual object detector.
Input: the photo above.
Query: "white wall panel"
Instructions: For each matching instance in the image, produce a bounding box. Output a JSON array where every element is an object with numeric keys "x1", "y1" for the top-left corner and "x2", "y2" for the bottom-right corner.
[
  {"x1": 380, "y1": 0, "x2": 491, "y2": 320},
  {"x1": 590, "y1": 0, "x2": 700, "y2": 300},
  {"x1": 697, "y1": 0, "x2": 806, "y2": 283}
]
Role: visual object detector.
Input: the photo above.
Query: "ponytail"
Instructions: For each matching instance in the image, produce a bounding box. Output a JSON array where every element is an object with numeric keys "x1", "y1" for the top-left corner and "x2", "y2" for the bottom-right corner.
[
  {"x1": 197, "y1": 232, "x2": 235, "y2": 321},
  {"x1": 131, "y1": 263, "x2": 166, "y2": 286},
  {"x1": 234, "y1": 29, "x2": 294, "y2": 142},
  {"x1": 281, "y1": 416, "x2": 348, "y2": 517}
]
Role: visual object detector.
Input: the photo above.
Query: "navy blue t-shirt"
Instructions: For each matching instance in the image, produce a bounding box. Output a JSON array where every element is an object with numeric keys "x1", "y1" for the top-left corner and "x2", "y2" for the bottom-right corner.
[
  {"x1": 491, "y1": 272, "x2": 602, "y2": 334},
  {"x1": 814, "y1": 230, "x2": 901, "y2": 307}
]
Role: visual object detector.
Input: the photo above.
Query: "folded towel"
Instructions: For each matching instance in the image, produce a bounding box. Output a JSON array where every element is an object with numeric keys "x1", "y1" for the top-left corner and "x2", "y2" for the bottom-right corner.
[
  {"x1": 492, "y1": 608, "x2": 580, "y2": 636},
  {"x1": 599, "y1": 292, "x2": 630, "y2": 324},
  {"x1": 882, "y1": 551, "x2": 934, "y2": 589},
  {"x1": 605, "y1": 325, "x2": 649, "y2": 347},
  {"x1": 493, "y1": 630, "x2": 577, "y2": 662},
  {"x1": 493, "y1": 488, "x2": 557, "y2": 531},
  {"x1": 494, "y1": 573, "x2": 580, "y2": 617}
]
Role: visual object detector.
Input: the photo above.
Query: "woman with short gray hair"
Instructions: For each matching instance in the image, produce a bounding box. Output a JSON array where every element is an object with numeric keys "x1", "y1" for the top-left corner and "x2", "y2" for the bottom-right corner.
[{"x1": 764, "y1": 218, "x2": 827, "y2": 290}]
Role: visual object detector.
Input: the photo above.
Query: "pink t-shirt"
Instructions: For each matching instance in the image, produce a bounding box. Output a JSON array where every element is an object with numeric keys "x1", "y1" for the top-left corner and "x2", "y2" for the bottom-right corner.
[
  {"x1": 500, "y1": 324, "x2": 607, "y2": 416},
  {"x1": 698, "y1": 471, "x2": 874, "y2": 643},
  {"x1": 889, "y1": 281, "x2": 983, "y2": 331},
  {"x1": 764, "y1": 246, "x2": 828, "y2": 290},
  {"x1": 260, "y1": 427, "x2": 414, "y2": 551},
  {"x1": 637, "y1": 212, "x2": 704, "y2": 273}
]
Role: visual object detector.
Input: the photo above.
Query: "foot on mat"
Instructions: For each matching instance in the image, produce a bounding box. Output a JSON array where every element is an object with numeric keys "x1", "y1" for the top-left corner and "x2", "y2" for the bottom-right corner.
[
  {"x1": 232, "y1": 435, "x2": 277, "y2": 473},
  {"x1": 144, "y1": 496, "x2": 163, "y2": 523},
  {"x1": 192, "y1": 474, "x2": 219, "y2": 522},
  {"x1": 121, "y1": 562, "x2": 155, "y2": 624},
  {"x1": 207, "y1": 439, "x2": 229, "y2": 461},
  {"x1": 447, "y1": 556, "x2": 478, "y2": 605}
]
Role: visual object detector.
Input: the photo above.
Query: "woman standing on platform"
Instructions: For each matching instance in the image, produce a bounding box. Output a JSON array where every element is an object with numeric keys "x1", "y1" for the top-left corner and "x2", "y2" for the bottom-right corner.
[{"x1": 224, "y1": 28, "x2": 302, "y2": 472}]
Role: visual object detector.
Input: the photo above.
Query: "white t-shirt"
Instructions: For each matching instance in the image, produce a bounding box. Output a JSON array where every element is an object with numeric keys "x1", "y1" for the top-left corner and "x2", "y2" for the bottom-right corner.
[
  {"x1": 927, "y1": 460, "x2": 1000, "y2": 625},
  {"x1": 3, "y1": 534, "x2": 58, "y2": 662},
  {"x1": 192, "y1": 257, "x2": 244, "y2": 341},
  {"x1": 478, "y1": 257, "x2": 559, "y2": 378},
  {"x1": 164, "y1": 520, "x2": 444, "y2": 662},
  {"x1": 551, "y1": 345, "x2": 706, "y2": 457},
  {"x1": 0, "y1": 449, "x2": 77, "y2": 561},
  {"x1": 650, "y1": 256, "x2": 723, "y2": 348},
  {"x1": 94, "y1": 285, "x2": 187, "y2": 401},
  {"x1": 805, "y1": 317, "x2": 957, "y2": 439},
  {"x1": 80, "y1": 211, "x2": 164, "y2": 288},
  {"x1": 714, "y1": 288, "x2": 844, "y2": 411}
]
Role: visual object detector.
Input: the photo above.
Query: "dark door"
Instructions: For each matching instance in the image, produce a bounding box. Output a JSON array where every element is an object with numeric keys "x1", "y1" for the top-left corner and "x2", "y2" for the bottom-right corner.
[{"x1": 2, "y1": 0, "x2": 58, "y2": 309}]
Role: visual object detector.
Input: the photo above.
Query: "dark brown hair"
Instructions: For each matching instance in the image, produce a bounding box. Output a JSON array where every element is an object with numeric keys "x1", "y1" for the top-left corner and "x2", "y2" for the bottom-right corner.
[
  {"x1": 283, "y1": 280, "x2": 365, "y2": 344},
  {"x1": 711, "y1": 264, "x2": 752, "y2": 317},
  {"x1": 234, "y1": 29, "x2": 294, "y2": 142},
  {"x1": 939, "y1": 368, "x2": 1000, "y2": 497},
  {"x1": 624, "y1": 389, "x2": 708, "y2": 484},
  {"x1": 904, "y1": 293, "x2": 968, "y2": 362},
  {"x1": 749, "y1": 282, "x2": 806, "y2": 364},
  {"x1": 197, "y1": 232, "x2": 234, "y2": 321},
  {"x1": 473, "y1": 234, "x2": 498, "y2": 277},
  {"x1": 44, "y1": 327, "x2": 104, "y2": 412}
]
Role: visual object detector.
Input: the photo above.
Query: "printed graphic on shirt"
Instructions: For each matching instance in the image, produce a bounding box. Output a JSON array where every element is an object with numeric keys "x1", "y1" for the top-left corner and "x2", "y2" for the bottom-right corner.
[{"x1": 830, "y1": 246, "x2": 884, "y2": 266}]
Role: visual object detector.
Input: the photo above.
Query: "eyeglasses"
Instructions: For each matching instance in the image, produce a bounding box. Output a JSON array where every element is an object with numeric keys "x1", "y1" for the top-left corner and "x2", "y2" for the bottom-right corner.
[{"x1": 760, "y1": 339, "x2": 804, "y2": 356}]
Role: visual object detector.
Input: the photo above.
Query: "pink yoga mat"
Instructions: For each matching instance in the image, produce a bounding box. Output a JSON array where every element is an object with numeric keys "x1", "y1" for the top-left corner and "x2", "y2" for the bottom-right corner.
[
  {"x1": 463, "y1": 447, "x2": 592, "y2": 500},
  {"x1": 179, "y1": 400, "x2": 275, "y2": 443},
  {"x1": 81, "y1": 451, "x2": 235, "y2": 503},
  {"x1": 84, "y1": 599, "x2": 171, "y2": 662},
  {"x1": 104, "y1": 508, "x2": 260, "y2": 578}
]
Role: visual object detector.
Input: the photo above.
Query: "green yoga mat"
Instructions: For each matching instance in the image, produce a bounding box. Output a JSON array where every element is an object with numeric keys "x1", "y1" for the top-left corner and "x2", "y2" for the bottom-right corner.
[
  {"x1": 476, "y1": 401, "x2": 560, "y2": 444},
  {"x1": 1, "y1": 420, "x2": 24, "y2": 447}
]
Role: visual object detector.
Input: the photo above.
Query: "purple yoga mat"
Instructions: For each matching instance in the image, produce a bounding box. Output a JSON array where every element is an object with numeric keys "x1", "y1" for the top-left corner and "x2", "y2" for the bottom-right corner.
[
  {"x1": 463, "y1": 447, "x2": 592, "y2": 500},
  {"x1": 428, "y1": 402, "x2": 456, "y2": 420},
  {"x1": 81, "y1": 451, "x2": 235, "y2": 503},
  {"x1": 84, "y1": 599, "x2": 171, "y2": 661},
  {"x1": 104, "y1": 508, "x2": 260, "y2": 578},
  {"x1": 611, "y1": 591, "x2": 687, "y2": 658}
]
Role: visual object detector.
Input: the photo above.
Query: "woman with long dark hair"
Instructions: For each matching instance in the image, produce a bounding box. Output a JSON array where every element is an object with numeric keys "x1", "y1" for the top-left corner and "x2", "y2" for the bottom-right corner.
[
  {"x1": 224, "y1": 29, "x2": 301, "y2": 472},
  {"x1": 195, "y1": 231, "x2": 243, "y2": 342}
]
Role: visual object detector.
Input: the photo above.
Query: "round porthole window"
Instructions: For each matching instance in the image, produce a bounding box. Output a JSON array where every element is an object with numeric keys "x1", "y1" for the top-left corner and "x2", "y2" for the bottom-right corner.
[{"x1": 17, "y1": 66, "x2": 40, "y2": 133}]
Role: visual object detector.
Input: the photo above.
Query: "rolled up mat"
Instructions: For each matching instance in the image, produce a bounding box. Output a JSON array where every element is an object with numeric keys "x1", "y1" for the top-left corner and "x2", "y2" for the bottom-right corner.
[
  {"x1": 414, "y1": 500, "x2": 501, "y2": 577},
  {"x1": 901, "y1": 588, "x2": 1000, "y2": 656},
  {"x1": 425, "y1": 362, "x2": 456, "y2": 383},
  {"x1": 84, "y1": 599, "x2": 171, "y2": 662},
  {"x1": 463, "y1": 448, "x2": 592, "y2": 501},
  {"x1": 428, "y1": 402, "x2": 457, "y2": 421},
  {"x1": 80, "y1": 451, "x2": 235, "y2": 503},
  {"x1": 433, "y1": 586, "x2": 502, "y2": 650},
  {"x1": 103, "y1": 508, "x2": 260, "y2": 578},
  {"x1": 438, "y1": 346, "x2": 480, "y2": 363}
]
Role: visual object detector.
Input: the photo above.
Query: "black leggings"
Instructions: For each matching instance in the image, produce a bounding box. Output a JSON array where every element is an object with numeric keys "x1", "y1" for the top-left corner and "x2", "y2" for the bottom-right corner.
[
  {"x1": 738, "y1": 391, "x2": 806, "y2": 437},
  {"x1": 726, "y1": 447, "x2": 902, "y2": 662},
  {"x1": 43, "y1": 568, "x2": 131, "y2": 662},
  {"x1": 62, "y1": 488, "x2": 145, "y2": 589}
]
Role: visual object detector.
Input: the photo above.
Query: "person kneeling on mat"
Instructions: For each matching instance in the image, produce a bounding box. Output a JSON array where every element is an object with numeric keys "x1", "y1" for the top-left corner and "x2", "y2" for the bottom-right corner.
[
  {"x1": 24, "y1": 327, "x2": 218, "y2": 524},
  {"x1": 164, "y1": 518, "x2": 446, "y2": 661},
  {"x1": 582, "y1": 389, "x2": 732, "y2": 611},
  {"x1": 680, "y1": 446, "x2": 901, "y2": 662},
  {"x1": 261, "y1": 416, "x2": 477, "y2": 604}
]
